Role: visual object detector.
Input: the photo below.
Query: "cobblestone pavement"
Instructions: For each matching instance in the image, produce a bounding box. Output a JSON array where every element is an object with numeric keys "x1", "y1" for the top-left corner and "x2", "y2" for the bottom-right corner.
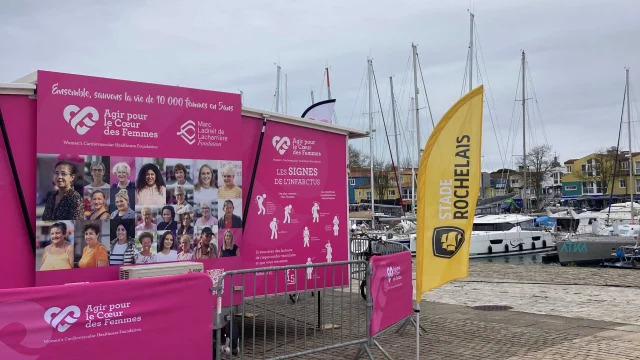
[
  {"x1": 219, "y1": 261, "x2": 640, "y2": 359},
  {"x1": 414, "y1": 261, "x2": 640, "y2": 325}
]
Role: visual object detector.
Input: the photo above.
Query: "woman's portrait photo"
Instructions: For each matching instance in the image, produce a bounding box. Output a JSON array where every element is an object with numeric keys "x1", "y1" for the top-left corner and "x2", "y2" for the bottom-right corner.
[
  {"x1": 156, "y1": 230, "x2": 178, "y2": 262},
  {"x1": 217, "y1": 161, "x2": 242, "y2": 199},
  {"x1": 110, "y1": 188, "x2": 136, "y2": 219},
  {"x1": 218, "y1": 228, "x2": 241, "y2": 258},
  {"x1": 194, "y1": 200, "x2": 218, "y2": 227},
  {"x1": 165, "y1": 160, "x2": 194, "y2": 188},
  {"x1": 85, "y1": 188, "x2": 110, "y2": 220},
  {"x1": 134, "y1": 231, "x2": 157, "y2": 264},
  {"x1": 177, "y1": 234, "x2": 194, "y2": 261},
  {"x1": 176, "y1": 209, "x2": 195, "y2": 237},
  {"x1": 167, "y1": 185, "x2": 194, "y2": 213},
  {"x1": 135, "y1": 206, "x2": 158, "y2": 231},
  {"x1": 38, "y1": 221, "x2": 74, "y2": 271},
  {"x1": 75, "y1": 220, "x2": 110, "y2": 268},
  {"x1": 109, "y1": 219, "x2": 136, "y2": 266},
  {"x1": 193, "y1": 162, "x2": 218, "y2": 205},
  {"x1": 218, "y1": 199, "x2": 243, "y2": 229},
  {"x1": 135, "y1": 159, "x2": 166, "y2": 206},
  {"x1": 38, "y1": 154, "x2": 85, "y2": 221},
  {"x1": 157, "y1": 205, "x2": 178, "y2": 232},
  {"x1": 84, "y1": 157, "x2": 111, "y2": 190},
  {"x1": 109, "y1": 158, "x2": 136, "y2": 208}
]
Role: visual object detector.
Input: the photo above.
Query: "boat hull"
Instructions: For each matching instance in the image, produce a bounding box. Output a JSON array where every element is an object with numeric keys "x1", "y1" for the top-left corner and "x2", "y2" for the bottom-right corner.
[{"x1": 556, "y1": 237, "x2": 636, "y2": 265}]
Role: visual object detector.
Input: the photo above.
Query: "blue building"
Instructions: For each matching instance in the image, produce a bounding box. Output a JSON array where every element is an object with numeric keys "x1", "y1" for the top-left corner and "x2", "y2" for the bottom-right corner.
[{"x1": 348, "y1": 170, "x2": 371, "y2": 204}]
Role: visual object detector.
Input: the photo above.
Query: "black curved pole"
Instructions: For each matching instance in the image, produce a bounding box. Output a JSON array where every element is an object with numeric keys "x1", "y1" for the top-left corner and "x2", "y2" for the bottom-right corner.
[
  {"x1": 0, "y1": 108, "x2": 36, "y2": 255},
  {"x1": 242, "y1": 117, "x2": 268, "y2": 231}
]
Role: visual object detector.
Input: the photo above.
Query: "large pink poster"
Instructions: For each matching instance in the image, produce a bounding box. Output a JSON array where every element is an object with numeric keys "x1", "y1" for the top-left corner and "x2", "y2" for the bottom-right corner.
[
  {"x1": 242, "y1": 120, "x2": 349, "y2": 295},
  {"x1": 35, "y1": 70, "x2": 244, "y2": 288},
  {"x1": 0, "y1": 273, "x2": 212, "y2": 360},
  {"x1": 370, "y1": 252, "x2": 413, "y2": 336}
]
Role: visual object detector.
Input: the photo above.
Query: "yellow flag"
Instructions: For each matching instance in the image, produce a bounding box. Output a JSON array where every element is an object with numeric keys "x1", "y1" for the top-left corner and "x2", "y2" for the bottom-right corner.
[{"x1": 415, "y1": 86, "x2": 484, "y2": 301}]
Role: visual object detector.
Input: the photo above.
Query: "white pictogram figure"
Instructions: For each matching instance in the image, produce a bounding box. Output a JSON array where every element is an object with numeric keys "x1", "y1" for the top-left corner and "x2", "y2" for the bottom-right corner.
[
  {"x1": 284, "y1": 205, "x2": 292, "y2": 223},
  {"x1": 306, "y1": 258, "x2": 313, "y2": 279},
  {"x1": 312, "y1": 202, "x2": 320, "y2": 223},
  {"x1": 256, "y1": 194, "x2": 266, "y2": 215},
  {"x1": 272, "y1": 136, "x2": 291, "y2": 155},
  {"x1": 44, "y1": 305, "x2": 81, "y2": 333},
  {"x1": 177, "y1": 120, "x2": 197, "y2": 145},
  {"x1": 332, "y1": 215, "x2": 339, "y2": 236},
  {"x1": 303, "y1": 227, "x2": 310, "y2": 247},
  {"x1": 325, "y1": 241, "x2": 333, "y2": 263},
  {"x1": 270, "y1": 218, "x2": 278, "y2": 239},
  {"x1": 63, "y1": 105, "x2": 99, "y2": 135}
]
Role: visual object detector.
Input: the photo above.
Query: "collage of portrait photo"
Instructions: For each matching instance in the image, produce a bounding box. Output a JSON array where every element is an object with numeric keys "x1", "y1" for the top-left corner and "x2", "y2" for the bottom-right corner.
[{"x1": 36, "y1": 154, "x2": 243, "y2": 271}]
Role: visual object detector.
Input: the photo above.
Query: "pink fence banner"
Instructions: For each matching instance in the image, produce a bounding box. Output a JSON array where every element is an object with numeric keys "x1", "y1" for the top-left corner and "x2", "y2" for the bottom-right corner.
[
  {"x1": 0, "y1": 272, "x2": 213, "y2": 360},
  {"x1": 370, "y1": 251, "x2": 413, "y2": 336}
]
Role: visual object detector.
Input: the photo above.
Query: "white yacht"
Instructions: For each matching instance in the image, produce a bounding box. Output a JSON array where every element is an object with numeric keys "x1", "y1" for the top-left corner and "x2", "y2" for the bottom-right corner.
[{"x1": 467, "y1": 214, "x2": 554, "y2": 258}]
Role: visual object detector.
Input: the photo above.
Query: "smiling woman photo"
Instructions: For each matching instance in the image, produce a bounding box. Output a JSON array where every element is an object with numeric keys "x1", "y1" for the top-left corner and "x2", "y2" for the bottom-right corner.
[
  {"x1": 110, "y1": 189, "x2": 136, "y2": 219},
  {"x1": 156, "y1": 231, "x2": 178, "y2": 262},
  {"x1": 193, "y1": 164, "x2": 217, "y2": 205},
  {"x1": 78, "y1": 222, "x2": 108, "y2": 268},
  {"x1": 87, "y1": 189, "x2": 110, "y2": 220},
  {"x1": 135, "y1": 163, "x2": 166, "y2": 206},
  {"x1": 42, "y1": 160, "x2": 84, "y2": 220},
  {"x1": 40, "y1": 222, "x2": 74, "y2": 270},
  {"x1": 134, "y1": 232, "x2": 157, "y2": 264}
]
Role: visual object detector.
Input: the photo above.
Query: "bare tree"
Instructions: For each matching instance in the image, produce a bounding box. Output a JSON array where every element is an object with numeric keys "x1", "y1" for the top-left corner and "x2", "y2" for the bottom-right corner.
[
  {"x1": 348, "y1": 145, "x2": 369, "y2": 169},
  {"x1": 576, "y1": 147, "x2": 620, "y2": 194},
  {"x1": 371, "y1": 158, "x2": 396, "y2": 201},
  {"x1": 518, "y1": 145, "x2": 555, "y2": 210}
]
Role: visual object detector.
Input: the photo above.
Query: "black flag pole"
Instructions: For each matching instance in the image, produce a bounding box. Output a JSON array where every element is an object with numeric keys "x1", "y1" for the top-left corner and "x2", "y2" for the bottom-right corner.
[
  {"x1": 242, "y1": 117, "x2": 268, "y2": 231},
  {"x1": 0, "y1": 108, "x2": 36, "y2": 255}
]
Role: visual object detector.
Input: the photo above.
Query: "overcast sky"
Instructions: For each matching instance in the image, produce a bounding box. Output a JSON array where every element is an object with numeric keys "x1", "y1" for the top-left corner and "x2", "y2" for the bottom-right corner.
[{"x1": 2, "y1": 0, "x2": 639, "y2": 171}]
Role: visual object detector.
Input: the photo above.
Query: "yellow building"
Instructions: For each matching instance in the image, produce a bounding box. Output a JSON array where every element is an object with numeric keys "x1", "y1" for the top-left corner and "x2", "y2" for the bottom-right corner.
[{"x1": 562, "y1": 149, "x2": 640, "y2": 200}]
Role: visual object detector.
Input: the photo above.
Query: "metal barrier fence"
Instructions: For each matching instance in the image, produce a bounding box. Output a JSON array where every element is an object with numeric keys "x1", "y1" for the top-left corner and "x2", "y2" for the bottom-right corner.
[
  {"x1": 349, "y1": 235, "x2": 410, "y2": 282},
  {"x1": 213, "y1": 260, "x2": 373, "y2": 360}
]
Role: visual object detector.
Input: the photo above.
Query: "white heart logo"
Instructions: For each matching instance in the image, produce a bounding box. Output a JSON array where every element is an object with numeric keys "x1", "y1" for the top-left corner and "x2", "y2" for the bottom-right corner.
[
  {"x1": 63, "y1": 105, "x2": 99, "y2": 135},
  {"x1": 272, "y1": 136, "x2": 290, "y2": 155}
]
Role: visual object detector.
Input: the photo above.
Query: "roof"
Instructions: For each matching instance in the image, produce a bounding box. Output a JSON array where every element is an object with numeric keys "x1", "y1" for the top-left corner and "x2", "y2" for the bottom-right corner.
[
  {"x1": 564, "y1": 159, "x2": 578, "y2": 164},
  {"x1": 1, "y1": 71, "x2": 368, "y2": 140}
]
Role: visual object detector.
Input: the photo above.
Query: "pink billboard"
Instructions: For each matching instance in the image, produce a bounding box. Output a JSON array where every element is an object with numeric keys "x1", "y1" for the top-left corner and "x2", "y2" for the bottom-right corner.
[
  {"x1": 0, "y1": 273, "x2": 212, "y2": 360},
  {"x1": 0, "y1": 70, "x2": 349, "y2": 306},
  {"x1": 369, "y1": 252, "x2": 413, "y2": 336}
]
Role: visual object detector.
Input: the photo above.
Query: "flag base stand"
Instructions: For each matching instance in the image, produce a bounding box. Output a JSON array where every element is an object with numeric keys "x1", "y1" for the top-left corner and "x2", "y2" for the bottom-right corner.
[
  {"x1": 396, "y1": 306, "x2": 427, "y2": 335},
  {"x1": 354, "y1": 340, "x2": 393, "y2": 360}
]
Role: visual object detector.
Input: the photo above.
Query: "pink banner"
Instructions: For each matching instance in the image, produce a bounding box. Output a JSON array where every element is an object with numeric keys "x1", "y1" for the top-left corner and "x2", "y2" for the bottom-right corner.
[
  {"x1": 0, "y1": 70, "x2": 349, "y2": 308},
  {"x1": 241, "y1": 120, "x2": 349, "y2": 295},
  {"x1": 370, "y1": 252, "x2": 413, "y2": 336},
  {"x1": 0, "y1": 273, "x2": 213, "y2": 360}
]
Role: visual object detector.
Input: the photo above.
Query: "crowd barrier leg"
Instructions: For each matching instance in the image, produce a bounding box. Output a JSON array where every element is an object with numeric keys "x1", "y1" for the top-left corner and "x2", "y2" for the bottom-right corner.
[{"x1": 396, "y1": 301, "x2": 427, "y2": 335}]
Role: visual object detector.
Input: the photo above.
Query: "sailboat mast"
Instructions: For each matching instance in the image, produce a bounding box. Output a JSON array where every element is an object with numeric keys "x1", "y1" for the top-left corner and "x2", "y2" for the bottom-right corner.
[
  {"x1": 326, "y1": 67, "x2": 332, "y2": 100},
  {"x1": 284, "y1": 74, "x2": 288, "y2": 115},
  {"x1": 368, "y1": 58, "x2": 376, "y2": 228},
  {"x1": 412, "y1": 44, "x2": 421, "y2": 159},
  {"x1": 411, "y1": 97, "x2": 416, "y2": 216},
  {"x1": 310, "y1": 90, "x2": 315, "y2": 104},
  {"x1": 626, "y1": 67, "x2": 634, "y2": 216},
  {"x1": 390, "y1": 77, "x2": 401, "y2": 173},
  {"x1": 469, "y1": 12, "x2": 475, "y2": 92},
  {"x1": 521, "y1": 50, "x2": 527, "y2": 214},
  {"x1": 275, "y1": 65, "x2": 281, "y2": 113}
]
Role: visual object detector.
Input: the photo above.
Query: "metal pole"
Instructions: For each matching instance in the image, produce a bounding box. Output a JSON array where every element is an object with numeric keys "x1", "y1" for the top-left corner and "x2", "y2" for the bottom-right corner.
[
  {"x1": 521, "y1": 50, "x2": 527, "y2": 214},
  {"x1": 368, "y1": 58, "x2": 376, "y2": 229},
  {"x1": 411, "y1": 97, "x2": 416, "y2": 216},
  {"x1": 275, "y1": 65, "x2": 281, "y2": 113},
  {"x1": 390, "y1": 77, "x2": 401, "y2": 172},
  {"x1": 627, "y1": 68, "x2": 634, "y2": 216},
  {"x1": 311, "y1": 90, "x2": 315, "y2": 104},
  {"x1": 469, "y1": 12, "x2": 475, "y2": 92},
  {"x1": 284, "y1": 74, "x2": 288, "y2": 115},
  {"x1": 326, "y1": 67, "x2": 332, "y2": 100},
  {"x1": 412, "y1": 44, "x2": 421, "y2": 159}
]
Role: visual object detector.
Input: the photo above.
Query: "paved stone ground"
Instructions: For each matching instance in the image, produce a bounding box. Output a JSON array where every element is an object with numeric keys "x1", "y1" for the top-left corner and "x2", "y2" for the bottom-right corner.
[{"x1": 217, "y1": 262, "x2": 640, "y2": 359}]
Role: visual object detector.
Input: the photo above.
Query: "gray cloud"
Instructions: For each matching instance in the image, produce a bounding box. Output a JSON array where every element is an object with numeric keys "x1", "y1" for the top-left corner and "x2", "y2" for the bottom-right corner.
[{"x1": 1, "y1": 0, "x2": 639, "y2": 172}]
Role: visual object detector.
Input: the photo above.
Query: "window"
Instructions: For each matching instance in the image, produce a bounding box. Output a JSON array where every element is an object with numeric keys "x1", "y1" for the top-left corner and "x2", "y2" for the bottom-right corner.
[
  {"x1": 621, "y1": 161, "x2": 629, "y2": 170},
  {"x1": 366, "y1": 192, "x2": 371, "y2": 200},
  {"x1": 388, "y1": 189, "x2": 395, "y2": 196},
  {"x1": 566, "y1": 165, "x2": 572, "y2": 173},
  {"x1": 511, "y1": 179, "x2": 519, "y2": 186},
  {"x1": 636, "y1": 161, "x2": 640, "y2": 175},
  {"x1": 349, "y1": 178, "x2": 356, "y2": 186},
  {"x1": 636, "y1": 179, "x2": 640, "y2": 194},
  {"x1": 620, "y1": 179, "x2": 626, "y2": 188},
  {"x1": 357, "y1": 190, "x2": 362, "y2": 197},
  {"x1": 565, "y1": 185, "x2": 577, "y2": 191}
]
